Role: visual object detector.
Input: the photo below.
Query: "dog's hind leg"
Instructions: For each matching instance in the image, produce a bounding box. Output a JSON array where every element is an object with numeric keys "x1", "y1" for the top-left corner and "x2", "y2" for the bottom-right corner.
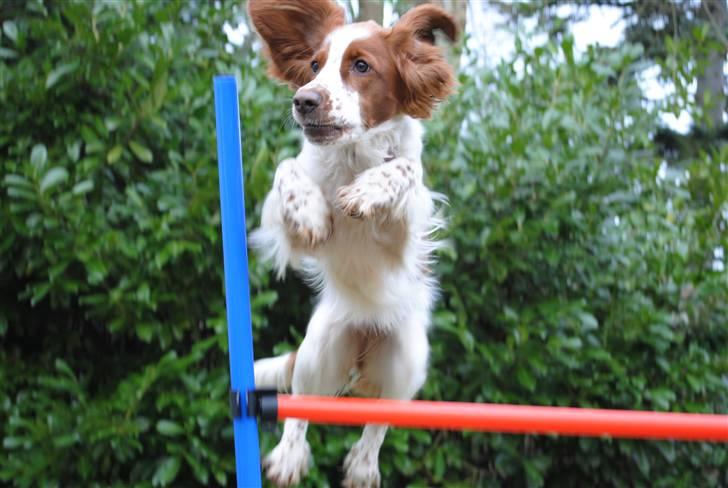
[
  {"x1": 343, "y1": 317, "x2": 430, "y2": 488},
  {"x1": 263, "y1": 301, "x2": 355, "y2": 487},
  {"x1": 254, "y1": 351, "x2": 296, "y2": 392}
]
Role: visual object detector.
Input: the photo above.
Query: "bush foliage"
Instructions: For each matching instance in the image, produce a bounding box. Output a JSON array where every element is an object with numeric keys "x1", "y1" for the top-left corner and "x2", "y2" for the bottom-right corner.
[{"x1": 1, "y1": 1, "x2": 726, "y2": 487}]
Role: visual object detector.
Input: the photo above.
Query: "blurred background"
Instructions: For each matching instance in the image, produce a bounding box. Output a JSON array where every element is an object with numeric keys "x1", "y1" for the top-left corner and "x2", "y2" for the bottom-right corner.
[{"x1": 1, "y1": 0, "x2": 726, "y2": 486}]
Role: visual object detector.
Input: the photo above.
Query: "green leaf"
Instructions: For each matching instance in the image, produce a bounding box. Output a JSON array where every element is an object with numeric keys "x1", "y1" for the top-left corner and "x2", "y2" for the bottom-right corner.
[
  {"x1": 129, "y1": 140, "x2": 153, "y2": 163},
  {"x1": 152, "y1": 456, "x2": 181, "y2": 486},
  {"x1": 72, "y1": 179, "x2": 94, "y2": 195},
  {"x1": 153, "y1": 72, "x2": 168, "y2": 109},
  {"x1": 107, "y1": 145, "x2": 123, "y2": 164},
  {"x1": 184, "y1": 452, "x2": 209, "y2": 484},
  {"x1": 633, "y1": 448, "x2": 651, "y2": 476},
  {"x1": 66, "y1": 140, "x2": 81, "y2": 162},
  {"x1": 52, "y1": 433, "x2": 80, "y2": 448},
  {"x1": 31, "y1": 282, "x2": 51, "y2": 306},
  {"x1": 0, "y1": 47, "x2": 17, "y2": 58},
  {"x1": 40, "y1": 167, "x2": 69, "y2": 193},
  {"x1": 7, "y1": 186, "x2": 36, "y2": 201},
  {"x1": 54, "y1": 358, "x2": 75, "y2": 378},
  {"x1": 578, "y1": 312, "x2": 599, "y2": 331},
  {"x1": 104, "y1": 116, "x2": 122, "y2": 131},
  {"x1": 84, "y1": 257, "x2": 106, "y2": 284},
  {"x1": 516, "y1": 367, "x2": 536, "y2": 391},
  {"x1": 135, "y1": 417, "x2": 151, "y2": 433},
  {"x1": 562, "y1": 337, "x2": 583, "y2": 350},
  {"x1": 30, "y1": 143, "x2": 47, "y2": 169},
  {"x1": 3, "y1": 174, "x2": 33, "y2": 189},
  {"x1": 251, "y1": 290, "x2": 278, "y2": 309},
  {"x1": 3, "y1": 437, "x2": 26, "y2": 449},
  {"x1": 25, "y1": 213, "x2": 42, "y2": 229},
  {"x1": 3, "y1": 20, "x2": 18, "y2": 43},
  {"x1": 156, "y1": 420, "x2": 184, "y2": 436},
  {"x1": 649, "y1": 388, "x2": 676, "y2": 410},
  {"x1": 524, "y1": 459, "x2": 545, "y2": 488},
  {"x1": 46, "y1": 60, "x2": 80, "y2": 89},
  {"x1": 136, "y1": 323, "x2": 154, "y2": 342}
]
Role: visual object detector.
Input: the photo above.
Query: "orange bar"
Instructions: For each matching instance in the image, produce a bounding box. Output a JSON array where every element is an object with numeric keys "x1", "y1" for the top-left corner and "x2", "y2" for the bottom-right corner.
[{"x1": 277, "y1": 395, "x2": 728, "y2": 442}]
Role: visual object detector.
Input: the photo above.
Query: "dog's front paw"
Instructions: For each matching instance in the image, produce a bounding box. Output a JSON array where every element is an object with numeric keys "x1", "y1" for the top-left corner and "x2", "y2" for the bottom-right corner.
[
  {"x1": 280, "y1": 185, "x2": 333, "y2": 248},
  {"x1": 342, "y1": 441, "x2": 381, "y2": 488},
  {"x1": 336, "y1": 161, "x2": 413, "y2": 219},
  {"x1": 336, "y1": 180, "x2": 392, "y2": 220},
  {"x1": 263, "y1": 437, "x2": 312, "y2": 487}
]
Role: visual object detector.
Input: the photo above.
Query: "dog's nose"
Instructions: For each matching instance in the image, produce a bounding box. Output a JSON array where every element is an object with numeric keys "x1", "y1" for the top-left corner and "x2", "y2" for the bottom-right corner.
[{"x1": 293, "y1": 90, "x2": 322, "y2": 115}]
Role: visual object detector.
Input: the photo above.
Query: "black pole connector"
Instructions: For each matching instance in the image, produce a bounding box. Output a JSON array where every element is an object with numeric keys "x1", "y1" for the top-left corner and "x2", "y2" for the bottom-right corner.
[
  {"x1": 246, "y1": 388, "x2": 278, "y2": 422},
  {"x1": 229, "y1": 389, "x2": 242, "y2": 418}
]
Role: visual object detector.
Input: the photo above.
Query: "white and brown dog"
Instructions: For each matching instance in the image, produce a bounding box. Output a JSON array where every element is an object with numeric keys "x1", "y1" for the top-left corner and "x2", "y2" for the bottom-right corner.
[{"x1": 248, "y1": 1, "x2": 457, "y2": 486}]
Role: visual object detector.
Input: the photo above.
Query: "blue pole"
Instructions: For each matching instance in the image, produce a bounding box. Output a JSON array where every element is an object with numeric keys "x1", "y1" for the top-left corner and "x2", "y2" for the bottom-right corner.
[{"x1": 213, "y1": 75, "x2": 262, "y2": 488}]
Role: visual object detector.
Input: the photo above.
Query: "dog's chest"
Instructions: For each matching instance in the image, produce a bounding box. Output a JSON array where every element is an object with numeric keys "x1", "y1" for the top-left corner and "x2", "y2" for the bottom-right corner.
[{"x1": 317, "y1": 159, "x2": 410, "y2": 277}]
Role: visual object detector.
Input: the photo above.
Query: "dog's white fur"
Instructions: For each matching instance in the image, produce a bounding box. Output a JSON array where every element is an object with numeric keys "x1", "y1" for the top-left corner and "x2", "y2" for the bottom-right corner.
[{"x1": 249, "y1": 8, "x2": 454, "y2": 487}]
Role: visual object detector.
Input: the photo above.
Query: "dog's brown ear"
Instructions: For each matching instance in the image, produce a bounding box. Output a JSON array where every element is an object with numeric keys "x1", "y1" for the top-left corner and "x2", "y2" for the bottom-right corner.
[
  {"x1": 389, "y1": 4, "x2": 458, "y2": 119},
  {"x1": 396, "y1": 4, "x2": 458, "y2": 45},
  {"x1": 248, "y1": 0, "x2": 345, "y2": 88}
]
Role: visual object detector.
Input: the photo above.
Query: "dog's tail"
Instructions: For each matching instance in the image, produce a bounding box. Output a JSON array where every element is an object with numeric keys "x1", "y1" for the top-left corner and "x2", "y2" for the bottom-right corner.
[{"x1": 254, "y1": 351, "x2": 296, "y2": 392}]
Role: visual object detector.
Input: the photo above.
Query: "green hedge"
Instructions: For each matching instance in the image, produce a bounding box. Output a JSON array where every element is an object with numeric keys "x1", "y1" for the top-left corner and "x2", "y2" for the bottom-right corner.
[{"x1": 1, "y1": 1, "x2": 726, "y2": 487}]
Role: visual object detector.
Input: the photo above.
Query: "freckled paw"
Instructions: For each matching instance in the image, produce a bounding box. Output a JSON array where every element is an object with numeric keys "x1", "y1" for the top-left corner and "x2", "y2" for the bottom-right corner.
[
  {"x1": 342, "y1": 443, "x2": 381, "y2": 488},
  {"x1": 263, "y1": 439, "x2": 312, "y2": 487},
  {"x1": 281, "y1": 190, "x2": 333, "y2": 248},
  {"x1": 335, "y1": 184, "x2": 385, "y2": 219}
]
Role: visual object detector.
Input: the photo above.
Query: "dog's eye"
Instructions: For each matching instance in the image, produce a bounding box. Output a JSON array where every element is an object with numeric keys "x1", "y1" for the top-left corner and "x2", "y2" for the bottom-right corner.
[
  {"x1": 353, "y1": 59, "x2": 370, "y2": 74},
  {"x1": 311, "y1": 60, "x2": 320, "y2": 73}
]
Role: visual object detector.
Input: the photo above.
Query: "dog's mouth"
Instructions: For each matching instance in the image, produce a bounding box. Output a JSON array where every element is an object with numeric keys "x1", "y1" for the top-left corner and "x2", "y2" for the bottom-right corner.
[{"x1": 301, "y1": 122, "x2": 348, "y2": 144}]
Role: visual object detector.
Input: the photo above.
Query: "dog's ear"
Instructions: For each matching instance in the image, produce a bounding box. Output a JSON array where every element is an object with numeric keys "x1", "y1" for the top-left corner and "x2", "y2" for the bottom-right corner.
[
  {"x1": 248, "y1": 0, "x2": 345, "y2": 88},
  {"x1": 389, "y1": 4, "x2": 458, "y2": 119},
  {"x1": 395, "y1": 4, "x2": 458, "y2": 45}
]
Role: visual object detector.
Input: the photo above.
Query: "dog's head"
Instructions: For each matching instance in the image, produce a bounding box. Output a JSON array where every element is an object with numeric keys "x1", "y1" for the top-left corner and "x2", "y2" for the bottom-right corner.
[{"x1": 248, "y1": 0, "x2": 458, "y2": 145}]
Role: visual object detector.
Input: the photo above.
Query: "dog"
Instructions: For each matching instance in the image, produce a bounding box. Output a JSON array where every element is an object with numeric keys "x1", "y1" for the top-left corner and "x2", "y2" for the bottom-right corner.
[{"x1": 247, "y1": 1, "x2": 457, "y2": 486}]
